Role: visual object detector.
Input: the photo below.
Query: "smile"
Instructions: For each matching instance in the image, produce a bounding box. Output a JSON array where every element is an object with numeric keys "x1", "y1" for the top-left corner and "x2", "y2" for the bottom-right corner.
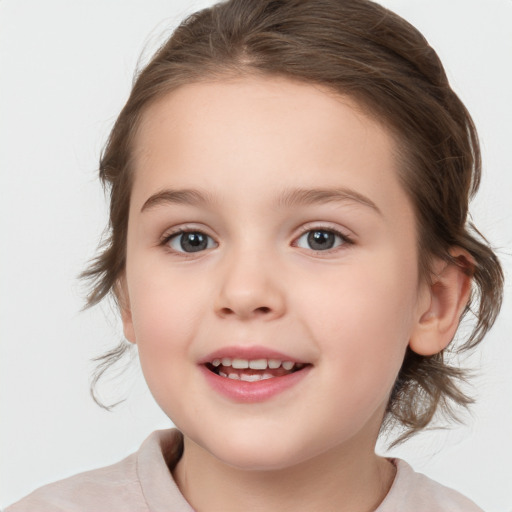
[
  {"x1": 200, "y1": 350, "x2": 312, "y2": 402},
  {"x1": 206, "y1": 358, "x2": 307, "y2": 382}
]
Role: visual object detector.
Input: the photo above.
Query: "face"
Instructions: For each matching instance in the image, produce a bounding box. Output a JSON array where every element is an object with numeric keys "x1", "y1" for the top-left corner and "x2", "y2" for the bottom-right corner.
[{"x1": 121, "y1": 76, "x2": 430, "y2": 470}]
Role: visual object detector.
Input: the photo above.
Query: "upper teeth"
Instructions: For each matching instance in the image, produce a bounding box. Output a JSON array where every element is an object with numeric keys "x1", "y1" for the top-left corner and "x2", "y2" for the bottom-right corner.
[{"x1": 211, "y1": 358, "x2": 296, "y2": 371}]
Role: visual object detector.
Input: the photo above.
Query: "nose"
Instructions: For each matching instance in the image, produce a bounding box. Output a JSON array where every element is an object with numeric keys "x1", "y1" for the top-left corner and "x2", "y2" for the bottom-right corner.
[{"x1": 214, "y1": 249, "x2": 286, "y2": 321}]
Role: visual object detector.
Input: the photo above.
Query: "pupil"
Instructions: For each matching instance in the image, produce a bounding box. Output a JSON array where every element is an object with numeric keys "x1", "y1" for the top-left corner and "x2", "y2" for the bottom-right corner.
[
  {"x1": 307, "y1": 230, "x2": 334, "y2": 250},
  {"x1": 181, "y1": 232, "x2": 207, "y2": 252}
]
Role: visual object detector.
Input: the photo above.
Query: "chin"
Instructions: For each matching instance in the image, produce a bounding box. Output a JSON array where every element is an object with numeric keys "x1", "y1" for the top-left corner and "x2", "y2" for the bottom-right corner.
[{"x1": 199, "y1": 428, "x2": 316, "y2": 472}]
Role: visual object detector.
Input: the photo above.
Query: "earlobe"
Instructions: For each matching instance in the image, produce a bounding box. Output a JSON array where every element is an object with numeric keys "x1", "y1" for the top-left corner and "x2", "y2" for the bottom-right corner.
[
  {"x1": 116, "y1": 276, "x2": 136, "y2": 344},
  {"x1": 409, "y1": 248, "x2": 474, "y2": 356}
]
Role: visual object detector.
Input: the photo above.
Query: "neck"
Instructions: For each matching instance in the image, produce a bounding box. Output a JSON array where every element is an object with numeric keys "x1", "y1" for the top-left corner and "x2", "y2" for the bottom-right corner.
[{"x1": 172, "y1": 435, "x2": 396, "y2": 512}]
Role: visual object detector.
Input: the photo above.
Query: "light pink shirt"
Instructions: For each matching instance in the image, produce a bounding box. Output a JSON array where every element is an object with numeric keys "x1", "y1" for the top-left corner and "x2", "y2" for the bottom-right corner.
[{"x1": 6, "y1": 429, "x2": 484, "y2": 512}]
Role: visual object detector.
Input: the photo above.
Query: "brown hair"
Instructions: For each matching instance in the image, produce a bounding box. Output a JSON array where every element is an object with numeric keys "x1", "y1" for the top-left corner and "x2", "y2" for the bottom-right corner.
[{"x1": 83, "y1": 0, "x2": 503, "y2": 443}]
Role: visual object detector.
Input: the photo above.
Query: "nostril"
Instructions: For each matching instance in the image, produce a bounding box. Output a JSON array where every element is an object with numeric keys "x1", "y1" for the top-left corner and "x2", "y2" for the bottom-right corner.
[{"x1": 217, "y1": 305, "x2": 273, "y2": 319}]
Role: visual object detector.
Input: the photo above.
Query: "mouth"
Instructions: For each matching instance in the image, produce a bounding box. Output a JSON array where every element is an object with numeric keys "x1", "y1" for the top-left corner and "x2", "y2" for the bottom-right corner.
[
  {"x1": 199, "y1": 347, "x2": 313, "y2": 402},
  {"x1": 205, "y1": 357, "x2": 309, "y2": 382}
]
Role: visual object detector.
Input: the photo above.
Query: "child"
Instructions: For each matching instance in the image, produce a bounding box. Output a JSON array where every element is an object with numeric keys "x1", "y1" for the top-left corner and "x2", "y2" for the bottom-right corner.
[{"x1": 5, "y1": 0, "x2": 505, "y2": 510}]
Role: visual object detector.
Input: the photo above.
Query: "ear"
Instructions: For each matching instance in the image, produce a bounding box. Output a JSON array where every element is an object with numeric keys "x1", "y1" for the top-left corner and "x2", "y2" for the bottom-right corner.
[
  {"x1": 409, "y1": 248, "x2": 474, "y2": 356},
  {"x1": 116, "y1": 275, "x2": 136, "y2": 344}
]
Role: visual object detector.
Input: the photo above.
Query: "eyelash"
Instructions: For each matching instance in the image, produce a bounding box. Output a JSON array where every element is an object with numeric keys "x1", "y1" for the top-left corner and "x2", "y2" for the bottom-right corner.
[
  {"x1": 160, "y1": 228, "x2": 217, "y2": 256},
  {"x1": 293, "y1": 226, "x2": 353, "y2": 253},
  {"x1": 160, "y1": 226, "x2": 354, "y2": 255}
]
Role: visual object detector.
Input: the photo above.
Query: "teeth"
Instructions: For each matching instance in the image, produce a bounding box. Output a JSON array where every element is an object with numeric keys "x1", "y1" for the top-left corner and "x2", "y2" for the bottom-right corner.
[
  {"x1": 240, "y1": 373, "x2": 273, "y2": 382},
  {"x1": 211, "y1": 358, "x2": 303, "y2": 371},
  {"x1": 240, "y1": 373, "x2": 260, "y2": 382},
  {"x1": 249, "y1": 359, "x2": 267, "y2": 370},
  {"x1": 232, "y1": 358, "x2": 249, "y2": 369},
  {"x1": 218, "y1": 369, "x2": 299, "y2": 381}
]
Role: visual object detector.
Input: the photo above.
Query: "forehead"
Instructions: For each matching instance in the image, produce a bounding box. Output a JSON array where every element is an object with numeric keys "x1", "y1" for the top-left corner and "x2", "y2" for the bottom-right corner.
[{"x1": 130, "y1": 76, "x2": 410, "y2": 218}]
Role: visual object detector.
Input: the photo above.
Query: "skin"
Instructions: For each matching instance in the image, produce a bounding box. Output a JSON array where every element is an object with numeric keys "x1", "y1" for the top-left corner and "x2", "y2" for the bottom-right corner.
[{"x1": 119, "y1": 76, "x2": 471, "y2": 511}]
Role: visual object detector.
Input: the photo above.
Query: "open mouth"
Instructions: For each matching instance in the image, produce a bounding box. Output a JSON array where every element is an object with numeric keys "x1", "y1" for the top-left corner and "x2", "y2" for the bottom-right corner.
[{"x1": 205, "y1": 357, "x2": 309, "y2": 382}]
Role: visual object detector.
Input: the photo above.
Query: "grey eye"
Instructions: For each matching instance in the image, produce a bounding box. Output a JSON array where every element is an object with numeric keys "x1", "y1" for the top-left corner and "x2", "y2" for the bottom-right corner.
[
  {"x1": 296, "y1": 229, "x2": 345, "y2": 251},
  {"x1": 168, "y1": 232, "x2": 216, "y2": 253}
]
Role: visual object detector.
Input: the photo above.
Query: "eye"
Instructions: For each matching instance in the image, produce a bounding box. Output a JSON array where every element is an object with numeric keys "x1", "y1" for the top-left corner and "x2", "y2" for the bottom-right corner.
[
  {"x1": 295, "y1": 229, "x2": 348, "y2": 251},
  {"x1": 166, "y1": 231, "x2": 217, "y2": 253}
]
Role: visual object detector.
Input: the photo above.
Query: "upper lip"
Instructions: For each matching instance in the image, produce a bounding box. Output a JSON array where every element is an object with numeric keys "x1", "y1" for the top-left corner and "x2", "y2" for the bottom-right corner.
[{"x1": 198, "y1": 345, "x2": 309, "y2": 365}]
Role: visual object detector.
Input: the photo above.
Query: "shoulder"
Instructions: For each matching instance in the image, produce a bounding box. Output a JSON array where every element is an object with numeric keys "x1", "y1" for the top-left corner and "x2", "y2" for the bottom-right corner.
[
  {"x1": 377, "y1": 458, "x2": 485, "y2": 512},
  {"x1": 5, "y1": 429, "x2": 190, "y2": 512},
  {"x1": 5, "y1": 451, "x2": 143, "y2": 512}
]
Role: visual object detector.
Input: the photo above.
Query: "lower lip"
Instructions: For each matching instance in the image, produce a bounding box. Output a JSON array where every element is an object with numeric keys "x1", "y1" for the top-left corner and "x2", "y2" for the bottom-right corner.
[{"x1": 199, "y1": 365, "x2": 312, "y2": 403}]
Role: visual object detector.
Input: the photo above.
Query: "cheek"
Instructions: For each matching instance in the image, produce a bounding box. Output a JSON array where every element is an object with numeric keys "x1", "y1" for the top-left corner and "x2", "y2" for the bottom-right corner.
[
  {"x1": 127, "y1": 270, "x2": 203, "y2": 412},
  {"x1": 126, "y1": 261, "x2": 210, "y2": 369},
  {"x1": 130, "y1": 257, "x2": 200, "y2": 325},
  {"x1": 298, "y1": 255, "x2": 419, "y2": 393}
]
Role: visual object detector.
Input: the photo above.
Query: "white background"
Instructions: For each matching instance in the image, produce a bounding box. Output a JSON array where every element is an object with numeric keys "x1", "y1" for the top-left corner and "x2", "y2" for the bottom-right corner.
[{"x1": 1, "y1": 0, "x2": 511, "y2": 510}]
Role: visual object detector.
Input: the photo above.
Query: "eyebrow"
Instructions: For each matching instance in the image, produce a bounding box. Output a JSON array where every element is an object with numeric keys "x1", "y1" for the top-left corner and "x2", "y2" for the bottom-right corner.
[
  {"x1": 140, "y1": 186, "x2": 381, "y2": 215},
  {"x1": 277, "y1": 187, "x2": 381, "y2": 214},
  {"x1": 141, "y1": 188, "x2": 214, "y2": 212}
]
